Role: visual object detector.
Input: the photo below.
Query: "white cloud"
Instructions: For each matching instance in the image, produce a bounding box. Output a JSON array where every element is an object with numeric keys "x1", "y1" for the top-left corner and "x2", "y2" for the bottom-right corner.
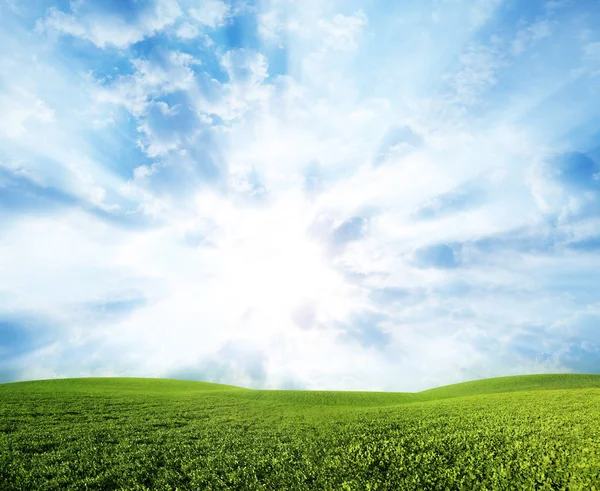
[
  {"x1": 175, "y1": 22, "x2": 200, "y2": 39},
  {"x1": 256, "y1": 0, "x2": 322, "y2": 46},
  {"x1": 257, "y1": 1, "x2": 366, "y2": 54},
  {"x1": 0, "y1": 212, "x2": 141, "y2": 314},
  {"x1": 188, "y1": 0, "x2": 230, "y2": 28},
  {"x1": 0, "y1": 89, "x2": 55, "y2": 139},
  {"x1": 220, "y1": 49, "x2": 268, "y2": 84},
  {"x1": 446, "y1": 44, "x2": 504, "y2": 107},
  {"x1": 469, "y1": 0, "x2": 504, "y2": 29},
  {"x1": 94, "y1": 50, "x2": 199, "y2": 117},
  {"x1": 40, "y1": 0, "x2": 182, "y2": 49},
  {"x1": 512, "y1": 19, "x2": 553, "y2": 55},
  {"x1": 257, "y1": 9, "x2": 286, "y2": 46},
  {"x1": 317, "y1": 11, "x2": 368, "y2": 52},
  {"x1": 0, "y1": 25, "x2": 139, "y2": 214},
  {"x1": 181, "y1": 49, "x2": 275, "y2": 123}
]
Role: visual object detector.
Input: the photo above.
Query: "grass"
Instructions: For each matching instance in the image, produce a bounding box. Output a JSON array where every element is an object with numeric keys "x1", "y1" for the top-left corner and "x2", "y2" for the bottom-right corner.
[{"x1": 1, "y1": 374, "x2": 599, "y2": 490}]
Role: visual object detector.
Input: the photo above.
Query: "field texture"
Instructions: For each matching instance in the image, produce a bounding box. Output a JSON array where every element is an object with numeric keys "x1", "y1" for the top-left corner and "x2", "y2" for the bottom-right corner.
[{"x1": 1, "y1": 374, "x2": 599, "y2": 490}]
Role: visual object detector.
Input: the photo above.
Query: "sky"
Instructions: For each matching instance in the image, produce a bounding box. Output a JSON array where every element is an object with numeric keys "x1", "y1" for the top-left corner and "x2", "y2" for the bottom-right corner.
[{"x1": 1, "y1": 0, "x2": 599, "y2": 391}]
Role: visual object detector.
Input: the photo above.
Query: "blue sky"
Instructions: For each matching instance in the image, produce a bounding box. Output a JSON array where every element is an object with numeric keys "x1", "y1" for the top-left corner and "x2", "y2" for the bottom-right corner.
[{"x1": 1, "y1": 0, "x2": 599, "y2": 390}]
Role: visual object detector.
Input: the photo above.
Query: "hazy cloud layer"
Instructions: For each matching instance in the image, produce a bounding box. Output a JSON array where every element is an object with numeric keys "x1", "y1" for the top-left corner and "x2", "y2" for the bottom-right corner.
[{"x1": 1, "y1": 0, "x2": 600, "y2": 390}]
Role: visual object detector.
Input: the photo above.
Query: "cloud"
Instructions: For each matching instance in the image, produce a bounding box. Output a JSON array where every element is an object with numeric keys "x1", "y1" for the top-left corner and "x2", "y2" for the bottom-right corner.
[
  {"x1": 1, "y1": 0, "x2": 600, "y2": 391},
  {"x1": 374, "y1": 125, "x2": 424, "y2": 165},
  {"x1": 511, "y1": 19, "x2": 553, "y2": 55},
  {"x1": 95, "y1": 50, "x2": 200, "y2": 117},
  {"x1": 257, "y1": 3, "x2": 367, "y2": 55},
  {"x1": 169, "y1": 341, "x2": 268, "y2": 387},
  {"x1": 303, "y1": 160, "x2": 323, "y2": 197},
  {"x1": 229, "y1": 167, "x2": 268, "y2": 202},
  {"x1": 368, "y1": 287, "x2": 412, "y2": 307},
  {"x1": 0, "y1": 89, "x2": 55, "y2": 139},
  {"x1": 0, "y1": 163, "x2": 150, "y2": 228},
  {"x1": 469, "y1": 0, "x2": 505, "y2": 30},
  {"x1": 414, "y1": 244, "x2": 460, "y2": 269},
  {"x1": 92, "y1": 49, "x2": 231, "y2": 194},
  {"x1": 220, "y1": 49, "x2": 269, "y2": 85},
  {"x1": 567, "y1": 235, "x2": 600, "y2": 252},
  {"x1": 500, "y1": 308, "x2": 600, "y2": 374},
  {"x1": 529, "y1": 151, "x2": 600, "y2": 223},
  {"x1": 188, "y1": 0, "x2": 230, "y2": 29},
  {"x1": 175, "y1": 22, "x2": 200, "y2": 39},
  {"x1": 0, "y1": 315, "x2": 55, "y2": 361},
  {"x1": 338, "y1": 311, "x2": 391, "y2": 350},
  {"x1": 82, "y1": 296, "x2": 147, "y2": 322},
  {"x1": 413, "y1": 180, "x2": 483, "y2": 220},
  {"x1": 332, "y1": 216, "x2": 369, "y2": 247},
  {"x1": 446, "y1": 43, "x2": 505, "y2": 107},
  {"x1": 291, "y1": 300, "x2": 317, "y2": 330},
  {"x1": 137, "y1": 99, "x2": 200, "y2": 157},
  {"x1": 39, "y1": 0, "x2": 182, "y2": 49},
  {"x1": 317, "y1": 11, "x2": 368, "y2": 52},
  {"x1": 0, "y1": 165, "x2": 76, "y2": 213}
]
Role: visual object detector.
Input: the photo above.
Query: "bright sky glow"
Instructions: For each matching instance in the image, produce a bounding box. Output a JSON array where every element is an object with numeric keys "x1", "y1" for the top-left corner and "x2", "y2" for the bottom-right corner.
[{"x1": 1, "y1": 0, "x2": 600, "y2": 390}]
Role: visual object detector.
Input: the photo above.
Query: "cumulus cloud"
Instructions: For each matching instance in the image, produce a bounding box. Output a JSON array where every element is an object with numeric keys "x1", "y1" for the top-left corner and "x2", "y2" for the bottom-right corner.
[
  {"x1": 95, "y1": 50, "x2": 199, "y2": 116},
  {"x1": 220, "y1": 49, "x2": 269, "y2": 85},
  {"x1": 39, "y1": 0, "x2": 182, "y2": 49},
  {"x1": 188, "y1": 0, "x2": 230, "y2": 29}
]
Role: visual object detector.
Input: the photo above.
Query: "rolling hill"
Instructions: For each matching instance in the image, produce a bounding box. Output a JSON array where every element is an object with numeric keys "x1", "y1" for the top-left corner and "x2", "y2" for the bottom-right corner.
[{"x1": 1, "y1": 374, "x2": 599, "y2": 489}]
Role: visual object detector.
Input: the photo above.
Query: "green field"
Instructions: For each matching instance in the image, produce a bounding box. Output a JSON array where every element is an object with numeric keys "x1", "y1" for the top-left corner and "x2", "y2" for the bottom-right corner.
[{"x1": 1, "y1": 374, "x2": 599, "y2": 490}]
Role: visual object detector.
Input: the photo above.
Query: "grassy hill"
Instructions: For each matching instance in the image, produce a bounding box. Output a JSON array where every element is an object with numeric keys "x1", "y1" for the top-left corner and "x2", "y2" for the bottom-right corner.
[
  {"x1": 418, "y1": 373, "x2": 600, "y2": 400},
  {"x1": 1, "y1": 374, "x2": 599, "y2": 489}
]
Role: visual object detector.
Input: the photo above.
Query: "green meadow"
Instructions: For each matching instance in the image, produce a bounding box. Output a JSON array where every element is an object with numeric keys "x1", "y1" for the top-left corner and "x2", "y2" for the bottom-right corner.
[{"x1": 1, "y1": 374, "x2": 599, "y2": 490}]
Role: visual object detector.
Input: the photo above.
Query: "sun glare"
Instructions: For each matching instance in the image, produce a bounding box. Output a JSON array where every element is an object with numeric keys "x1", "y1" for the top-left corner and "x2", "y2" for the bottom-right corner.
[{"x1": 215, "y1": 196, "x2": 352, "y2": 331}]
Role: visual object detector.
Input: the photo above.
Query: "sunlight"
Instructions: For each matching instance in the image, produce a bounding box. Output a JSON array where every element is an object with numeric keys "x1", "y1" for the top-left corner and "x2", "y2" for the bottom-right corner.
[{"x1": 215, "y1": 195, "x2": 352, "y2": 330}]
